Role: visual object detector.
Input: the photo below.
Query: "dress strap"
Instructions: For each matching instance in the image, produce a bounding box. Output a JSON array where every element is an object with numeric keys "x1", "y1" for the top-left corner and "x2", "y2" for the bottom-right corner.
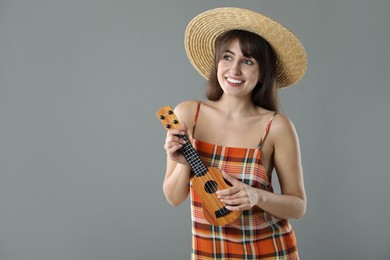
[
  {"x1": 192, "y1": 101, "x2": 202, "y2": 137},
  {"x1": 258, "y1": 112, "x2": 278, "y2": 148}
]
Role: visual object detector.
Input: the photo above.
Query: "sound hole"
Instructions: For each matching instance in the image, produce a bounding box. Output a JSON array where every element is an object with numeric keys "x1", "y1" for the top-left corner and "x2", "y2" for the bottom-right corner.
[{"x1": 204, "y1": 180, "x2": 218, "y2": 194}]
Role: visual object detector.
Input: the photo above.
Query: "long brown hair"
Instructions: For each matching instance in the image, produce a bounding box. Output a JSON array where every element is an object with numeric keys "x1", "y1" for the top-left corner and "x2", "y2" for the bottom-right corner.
[{"x1": 206, "y1": 30, "x2": 279, "y2": 111}]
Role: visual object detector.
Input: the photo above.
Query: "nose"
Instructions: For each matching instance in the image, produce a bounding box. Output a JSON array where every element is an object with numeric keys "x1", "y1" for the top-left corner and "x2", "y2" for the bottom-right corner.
[{"x1": 230, "y1": 61, "x2": 242, "y2": 75}]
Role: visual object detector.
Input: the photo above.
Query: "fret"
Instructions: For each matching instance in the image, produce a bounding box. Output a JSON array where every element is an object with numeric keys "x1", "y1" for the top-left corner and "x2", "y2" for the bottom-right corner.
[{"x1": 178, "y1": 135, "x2": 207, "y2": 176}]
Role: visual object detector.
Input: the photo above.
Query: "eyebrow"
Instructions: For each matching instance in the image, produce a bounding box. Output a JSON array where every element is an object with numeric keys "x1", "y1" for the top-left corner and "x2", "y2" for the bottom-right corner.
[{"x1": 224, "y1": 49, "x2": 253, "y2": 59}]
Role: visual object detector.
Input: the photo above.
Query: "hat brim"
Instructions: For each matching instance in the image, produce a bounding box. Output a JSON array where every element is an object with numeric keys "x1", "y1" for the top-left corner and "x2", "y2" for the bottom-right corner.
[{"x1": 185, "y1": 7, "x2": 307, "y2": 88}]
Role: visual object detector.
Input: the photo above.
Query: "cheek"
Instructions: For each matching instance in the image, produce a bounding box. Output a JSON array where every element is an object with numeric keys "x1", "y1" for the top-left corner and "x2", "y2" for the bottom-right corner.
[
  {"x1": 250, "y1": 67, "x2": 261, "y2": 83},
  {"x1": 217, "y1": 62, "x2": 225, "y2": 73},
  {"x1": 217, "y1": 63, "x2": 225, "y2": 79},
  {"x1": 255, "y1": 73, "x2": 261, "y2": 83}
]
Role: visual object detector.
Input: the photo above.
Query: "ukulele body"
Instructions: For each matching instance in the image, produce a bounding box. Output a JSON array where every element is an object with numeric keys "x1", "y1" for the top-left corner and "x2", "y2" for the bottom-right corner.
[{"x1": 191, "y1": 167, "x2": 241, "y2": 226}]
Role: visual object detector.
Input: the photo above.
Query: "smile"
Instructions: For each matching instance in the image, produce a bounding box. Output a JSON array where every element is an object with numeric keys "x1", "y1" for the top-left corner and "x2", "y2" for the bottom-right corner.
[{"x1": 226, "y1": 78, "x2": 243, "y2": 84}]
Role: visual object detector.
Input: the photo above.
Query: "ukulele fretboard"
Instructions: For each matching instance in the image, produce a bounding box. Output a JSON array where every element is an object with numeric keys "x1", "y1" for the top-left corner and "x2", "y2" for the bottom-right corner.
[{"x1": 179, "y1": 135, "x2": 207, "y2": 177}]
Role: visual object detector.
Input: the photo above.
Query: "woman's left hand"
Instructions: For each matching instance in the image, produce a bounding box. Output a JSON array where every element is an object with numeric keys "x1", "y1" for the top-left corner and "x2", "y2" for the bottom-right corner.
[{"x1": 216, "y1": 171, "x2": 262, "y2": 211}]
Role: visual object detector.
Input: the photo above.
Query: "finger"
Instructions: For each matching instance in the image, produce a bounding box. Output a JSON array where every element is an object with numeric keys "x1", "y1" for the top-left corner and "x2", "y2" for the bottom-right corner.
[
  {"x1": 216, "y1": 185, "x2": 241, "y2": 197},
  {"x1": 166, "y1": 135, "x2": 186, "y2": 146},
  {"x1": 165, "y1": 143, "x2": 182, "y2": 152},
  {"x1": 166, "y1": 128, "x2": 186, "y2": 137},
  {"x1": 218, "y1": 188, "x2": 248, "y2": 201},
  {"x1": 164, "y1": 136, "x2": 180, "y2": 147},
  {"x1": 221, "y1": 171, "x2": 240, "y2": 185},
  {"x1": 177, "y1": 122, "x2": 192, "y2": 141},
  {"x1": 164, "y1": 143, "x2": 183, "y2": 155},
  {"x1": 166, "y1": 130, "x2": 187, "y2": 142},
  {"x1": 220, "y1": 196, "x2": 250, "y2": 206},
  {"x1": 166, "y1": 136, "x2": 185, "y2": 147},
  {"x1": 216, "y1": 172, "x2": 241, "y2": 196},
  {"x1": 225, "y1": 204, "x2": 250, "y2": 212},
  {"x1": 166, "y1": 123, "x2": 187, "y2": 136},
  {"x1": 179, "y1": 122, "x2": 187, "y2": 132}
]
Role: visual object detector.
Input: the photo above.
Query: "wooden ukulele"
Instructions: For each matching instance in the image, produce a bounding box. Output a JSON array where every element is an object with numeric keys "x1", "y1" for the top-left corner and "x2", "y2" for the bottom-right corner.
[{"x1": 156, "y1": 106, "x2": 241, "y2": 226}]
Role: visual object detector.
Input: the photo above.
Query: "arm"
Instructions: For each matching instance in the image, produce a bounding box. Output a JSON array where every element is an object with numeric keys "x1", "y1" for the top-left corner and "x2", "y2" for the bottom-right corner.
[
  {"x1": 163, "y1": 153, "x2": 191, "y2": 207},
  {"x1": 259, "y1": 115, "x2": 306, "y2": 219},
  {"x1": 162, "y1": 101, "x2": 198, "y2": 207},
  {"x1": 217, "y1": 114, "x2": 306, "y2": 219}
]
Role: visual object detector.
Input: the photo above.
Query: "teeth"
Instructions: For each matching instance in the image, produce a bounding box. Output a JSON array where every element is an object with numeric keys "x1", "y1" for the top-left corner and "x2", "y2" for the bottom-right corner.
[{"x1": 227, "y1": 78, "x2": 243, "y2": 84}]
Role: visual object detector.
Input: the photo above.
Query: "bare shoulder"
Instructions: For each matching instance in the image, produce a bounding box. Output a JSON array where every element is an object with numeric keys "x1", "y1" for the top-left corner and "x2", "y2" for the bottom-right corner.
[
  {"x1": 173, "y1": 100, "x2": 199, "y2": 131},
  {"x1": 272, "y1": 113, "x2": 296, "y2": 131},
  {"x1": 269, "y1": 113, "x2": 299, "y2": 144}
]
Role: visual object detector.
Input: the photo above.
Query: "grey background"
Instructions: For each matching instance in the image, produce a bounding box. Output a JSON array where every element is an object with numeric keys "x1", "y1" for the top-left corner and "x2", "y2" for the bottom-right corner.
[{"x1": 1, "y1": 0, "x2": 389, "y2": 259}]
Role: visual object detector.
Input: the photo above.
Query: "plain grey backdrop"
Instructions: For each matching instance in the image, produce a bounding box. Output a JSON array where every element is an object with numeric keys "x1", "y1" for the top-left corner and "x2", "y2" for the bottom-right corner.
[{"x1": 1, "y1": 0, "x2": 389, "y2": 259}]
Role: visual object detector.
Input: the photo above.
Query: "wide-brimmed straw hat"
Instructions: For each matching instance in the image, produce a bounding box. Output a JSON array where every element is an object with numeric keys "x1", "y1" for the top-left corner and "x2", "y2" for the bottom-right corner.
[{"x1": 184, "y1": 7, "x2": 307, "y2": 88}]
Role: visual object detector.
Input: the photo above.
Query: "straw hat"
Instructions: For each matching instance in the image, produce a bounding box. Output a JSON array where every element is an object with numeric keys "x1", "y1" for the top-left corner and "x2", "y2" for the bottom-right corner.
[{"x1": 184, "y1": 7, "x2": 307, "y2": 88}]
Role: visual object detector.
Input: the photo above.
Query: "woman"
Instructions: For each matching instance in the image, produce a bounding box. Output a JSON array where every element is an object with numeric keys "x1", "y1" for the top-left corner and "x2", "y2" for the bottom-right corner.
[{"x1": 162, "y1": 7, "x2": 307, "y2": 259}]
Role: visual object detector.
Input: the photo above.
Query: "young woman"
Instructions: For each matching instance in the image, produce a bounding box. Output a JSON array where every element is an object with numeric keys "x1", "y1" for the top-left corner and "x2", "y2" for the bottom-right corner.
[{"x1": 162, "y1": 7, "x2": 307, "y2": 259}]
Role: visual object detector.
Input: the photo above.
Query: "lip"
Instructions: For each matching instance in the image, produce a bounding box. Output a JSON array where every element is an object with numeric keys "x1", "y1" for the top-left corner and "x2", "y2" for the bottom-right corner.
[{"x1": 225, "y1": 77, "x2": 244, "y2": 87}]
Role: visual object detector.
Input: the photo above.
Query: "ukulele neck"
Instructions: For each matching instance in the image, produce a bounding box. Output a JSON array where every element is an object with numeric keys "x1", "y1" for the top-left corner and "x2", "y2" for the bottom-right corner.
[{"x1": 179, "y1": 135, "x2": 207, "y2": 177}]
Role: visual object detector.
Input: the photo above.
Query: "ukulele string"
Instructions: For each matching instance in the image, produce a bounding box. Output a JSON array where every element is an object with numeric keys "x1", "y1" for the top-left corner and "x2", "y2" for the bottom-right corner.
[
  {"x1": 180, "y1": 136, "x2": 228, "y2": 214},
  {"x1": 162, "y1": 111, "x2": 228, "y2": 215}
]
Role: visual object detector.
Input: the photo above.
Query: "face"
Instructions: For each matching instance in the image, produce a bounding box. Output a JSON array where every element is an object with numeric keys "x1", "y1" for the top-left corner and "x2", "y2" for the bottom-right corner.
[{"x1": 217, "y1": 39, "x2": 261, "y2": 98}]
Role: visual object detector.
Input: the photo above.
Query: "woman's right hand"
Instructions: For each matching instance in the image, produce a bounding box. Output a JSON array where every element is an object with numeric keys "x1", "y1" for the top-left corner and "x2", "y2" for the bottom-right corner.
[{"x1": 164, "y1": 123, "x2": 189, "y2": 166}]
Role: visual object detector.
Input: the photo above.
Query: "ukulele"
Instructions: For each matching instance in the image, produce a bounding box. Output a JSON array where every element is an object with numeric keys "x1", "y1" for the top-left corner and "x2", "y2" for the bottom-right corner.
[{"x1": 156, "y1": 106, "x2": 241, "y2": 226}]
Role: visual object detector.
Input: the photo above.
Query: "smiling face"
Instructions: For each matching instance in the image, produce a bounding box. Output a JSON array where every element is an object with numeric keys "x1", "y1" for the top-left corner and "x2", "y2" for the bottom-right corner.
[
  {"x1": 217, "y1": 39, "x2": 261, "y2": 98},
  {"x1": 206, "y1": 30, "x2": 278, "y2": 111}
]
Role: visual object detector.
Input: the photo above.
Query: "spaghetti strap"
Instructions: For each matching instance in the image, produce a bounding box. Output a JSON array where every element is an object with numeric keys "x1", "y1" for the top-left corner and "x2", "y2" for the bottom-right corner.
[
  {"x1": 258, "y1": 112, "x2": 278, "y2": 148},
  {"x1": 192, "y1": 101, "x2": 201, "y2": 137}
]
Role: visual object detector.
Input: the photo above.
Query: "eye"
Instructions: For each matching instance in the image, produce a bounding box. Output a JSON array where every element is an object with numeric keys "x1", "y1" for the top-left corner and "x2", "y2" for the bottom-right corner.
[
  {"x1": 244, "y1": 59, "x2": 254, "y2": 65},
  {"x1": 222, "y1": 55, "x2": 232, "y2": 61}
]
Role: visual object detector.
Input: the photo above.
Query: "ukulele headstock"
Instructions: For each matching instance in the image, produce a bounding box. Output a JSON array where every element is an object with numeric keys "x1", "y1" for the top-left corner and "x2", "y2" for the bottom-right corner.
[{"x1": 156, "y1": 106, "x2": 181, "y2": 131}]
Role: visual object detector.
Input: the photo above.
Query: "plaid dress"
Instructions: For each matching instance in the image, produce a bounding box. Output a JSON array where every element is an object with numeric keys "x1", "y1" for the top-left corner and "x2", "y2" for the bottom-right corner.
[{"x1": 190, "y1": 102, "x2": 299, "y2": 259}]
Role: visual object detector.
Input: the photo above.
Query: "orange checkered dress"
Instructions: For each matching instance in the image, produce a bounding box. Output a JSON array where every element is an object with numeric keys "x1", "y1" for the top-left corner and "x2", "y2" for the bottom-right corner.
[{"x1": 190, "y1": 102, "x2": 299, "y2": 259}]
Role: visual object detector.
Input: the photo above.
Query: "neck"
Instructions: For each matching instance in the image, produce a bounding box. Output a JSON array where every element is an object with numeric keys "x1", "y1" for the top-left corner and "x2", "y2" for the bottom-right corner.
[{"x1": 217, "y1": 94, "x2": 257, "y2": 117}]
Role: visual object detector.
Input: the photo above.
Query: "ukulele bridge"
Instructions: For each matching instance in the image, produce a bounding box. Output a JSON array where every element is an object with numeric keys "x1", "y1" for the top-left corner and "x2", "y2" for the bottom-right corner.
[{"x1": 215, "y1": 206, "x2": 232, "y2": 219}]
